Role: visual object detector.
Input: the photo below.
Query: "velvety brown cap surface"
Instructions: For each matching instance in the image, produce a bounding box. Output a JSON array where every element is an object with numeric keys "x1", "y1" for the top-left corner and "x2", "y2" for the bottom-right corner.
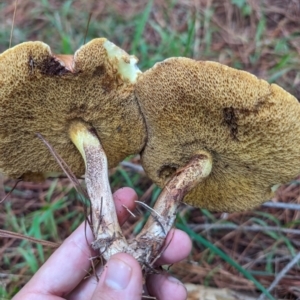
[
  {"x1": 136, "y1": 57, "x2": 300, "y2": 212},
  {"x1": 0, "y1": 39, "x2": 146, "y2": 180}
]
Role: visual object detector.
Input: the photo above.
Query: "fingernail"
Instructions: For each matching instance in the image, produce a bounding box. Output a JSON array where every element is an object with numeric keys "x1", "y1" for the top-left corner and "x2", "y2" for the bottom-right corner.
[
  {"x1": 104, "y1": 258, "x2": 132, "y2": 290},
  {"x1": 168, "y1": 276, "x2": 183, "y2": 285}
]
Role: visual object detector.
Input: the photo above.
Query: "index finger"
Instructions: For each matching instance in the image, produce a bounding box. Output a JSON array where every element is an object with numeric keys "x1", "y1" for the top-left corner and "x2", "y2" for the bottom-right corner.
[{"x1": 13, "y1": 187, "x2": 137, "y2": 299}]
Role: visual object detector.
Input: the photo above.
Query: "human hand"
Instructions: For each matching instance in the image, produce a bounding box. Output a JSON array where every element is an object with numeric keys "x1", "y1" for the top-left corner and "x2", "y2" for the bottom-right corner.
[{"x1": 13, "y1": 187, "x2": 192, "y2": 300}]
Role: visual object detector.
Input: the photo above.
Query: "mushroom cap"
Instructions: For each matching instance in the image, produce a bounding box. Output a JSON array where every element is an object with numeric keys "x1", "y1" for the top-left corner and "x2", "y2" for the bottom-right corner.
[
  {"x1": 135, "y1": 57, "x2": 300, "y2": 212},
  {"x1": 0, "y1": 38, "x2": 146, "y2": 180}
]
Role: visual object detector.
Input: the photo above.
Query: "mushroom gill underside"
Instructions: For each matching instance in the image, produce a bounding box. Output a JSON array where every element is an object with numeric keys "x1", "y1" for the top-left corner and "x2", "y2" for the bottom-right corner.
[
  {"x1": 136, "y1": 58, "x2": 300, "y2": 213},
  {"x1": 1, "y1": 40, "x2": 300, "y2": 271}
]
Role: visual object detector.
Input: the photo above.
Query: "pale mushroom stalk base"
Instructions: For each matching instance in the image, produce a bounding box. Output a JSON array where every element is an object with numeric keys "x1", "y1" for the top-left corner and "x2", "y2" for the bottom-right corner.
[
  {"x1": 69, "y1": 122, "x2": 212, "y2": 269},
  {"x1": 129, "y1": 152, "x2": 212, "y2": 271},
  {"x1": 69, "y1": 122, "x2": 128, "y2": 261}
]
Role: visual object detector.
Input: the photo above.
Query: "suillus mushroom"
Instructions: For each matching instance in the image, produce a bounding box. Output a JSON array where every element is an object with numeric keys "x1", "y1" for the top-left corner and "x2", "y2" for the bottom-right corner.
[
  {"x1": 2, "y1": 39, "x2": 300, "y2": 274},
  {"x1": 0, "y1": 38, "x2": 146, "y2": 260},
  {"x1": 133, "y1": 57, "x2": 300, "y2": 265}
]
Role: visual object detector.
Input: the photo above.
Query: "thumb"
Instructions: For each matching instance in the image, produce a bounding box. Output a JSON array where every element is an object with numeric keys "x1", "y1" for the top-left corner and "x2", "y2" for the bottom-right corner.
[{"x1": 91, "y1": 253, "x2": 143, "y2": 300}]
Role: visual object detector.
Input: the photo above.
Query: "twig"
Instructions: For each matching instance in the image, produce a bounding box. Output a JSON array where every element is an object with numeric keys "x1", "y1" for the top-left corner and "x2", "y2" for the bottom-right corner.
[
  {"x1": 262, "y1": 201, "x2": 300, "y2": 211},
  {"x1": 0, "y1": 229, "x2": 60, "y2": 248},
  {"x1": 257, "y1": 251, "x2": 300, "y2": 300},
  {"x1": 36, "y1": 133, "x2": 89, "y2": 200},
  {"x1": 37, "y1": 132, "x2": 93, "y2": 233},
  {"x1": 135, "y1": 200, "x2": 163, "y2": 218},
  {"x1": 139, "y1": 184, "x2": 155, "y2": 202},
  {"x1": 189, "y1": 223, "x2": 300, "y2": 235},
  {"x1": 0, "y1": 173, "x2": 5, "y2": 200},
  {"x1": 84, "y1": 12, "x2": 92, "y2": 45},
  {"x1": 9, "y1": 0, "x2": 18, "y2": 48},
  {"x1": 0, "y1": 179, "x2": 21, "y2": 204},
  {"x1": 150, "y1": 228, "x2": 176, "y2": 267},
  {"x1": 120, "y1": 161, "x2": 144, "y2": 173},
  {"x1": 136, "y1": 200, "x2": 166, "y2": 235},
  {"x1": 122, "y1": 204, "x2": 136, "y2": 218},
  {"x1": 0, "y1": 273, "x2": 30, "y2": 280}
]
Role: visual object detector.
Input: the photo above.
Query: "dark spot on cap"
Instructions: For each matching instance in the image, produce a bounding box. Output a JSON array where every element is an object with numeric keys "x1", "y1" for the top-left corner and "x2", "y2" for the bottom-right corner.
[
  {"x1": 158, "y1": 163, "x2": 179, "y2": 181},
  {"x1": 93, "y1": 65, "x2": 106, "y2": 77},
  {"x1": 38, "y1": 56, "x2": 71, "y2": 76},
  {"x1": 223, "y1": 107, "x2": 238, "y2": 140}
]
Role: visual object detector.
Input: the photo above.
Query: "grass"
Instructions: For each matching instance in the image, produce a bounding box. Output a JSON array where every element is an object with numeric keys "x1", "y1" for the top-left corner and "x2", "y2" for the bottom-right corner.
[
  {"x1": 1, "y1": 0, "x2": 300, "y2": 299},
  {"x1": 176, "y1": 219, "x2": 275, "y2": 300}
]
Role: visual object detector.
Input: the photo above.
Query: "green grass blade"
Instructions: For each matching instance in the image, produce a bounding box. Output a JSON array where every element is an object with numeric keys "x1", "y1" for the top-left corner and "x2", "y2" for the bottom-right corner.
[
  {"x1": 183, "y1": 14, "x2": 196, "y2": 57},
  {"x1": 131, "y1": 0, "x2": 153, "y2": 54},
  {"x1": 116, "y1": 167, "x2": 135, "y2": 189},
  {"x1": 45, "y1": 179, "x2": 58, "y2": 202},
  {"x1": 255, "y1": 17, "x2": 266, "y2": 44},
  {"x1": 176, "y1": 221, "x2": 275, "y2": 300},
  {"x1": 18, "y1": 247, "x2": 39, "y2": 273}
]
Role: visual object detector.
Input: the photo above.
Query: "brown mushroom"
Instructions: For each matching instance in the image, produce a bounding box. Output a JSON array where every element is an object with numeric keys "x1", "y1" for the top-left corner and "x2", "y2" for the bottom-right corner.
[
  {"x1": 0, "y1": 38, "x2": 146, "y2": 259},
  {"x1": 2, "y1": 39, "x2": 300, "y2": 273},
  {"x1": 0, "y1": 38, "x2": 145, "y2": 179},
  {"x1": 133, "y1": 57, "x2": 300, "y2": 265},
  {"x1": 136, "y1": 57, "x2": 300, "y2": 211}
]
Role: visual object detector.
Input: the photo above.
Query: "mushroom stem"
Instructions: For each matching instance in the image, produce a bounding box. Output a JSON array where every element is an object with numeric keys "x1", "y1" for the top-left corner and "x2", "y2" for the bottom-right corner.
[
  {"x1": 130, "y1": 152, "x2": 212, "y2": 269},
  {"x1": 69, "y1": 122, "x2": 128, "y2": 260}
]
